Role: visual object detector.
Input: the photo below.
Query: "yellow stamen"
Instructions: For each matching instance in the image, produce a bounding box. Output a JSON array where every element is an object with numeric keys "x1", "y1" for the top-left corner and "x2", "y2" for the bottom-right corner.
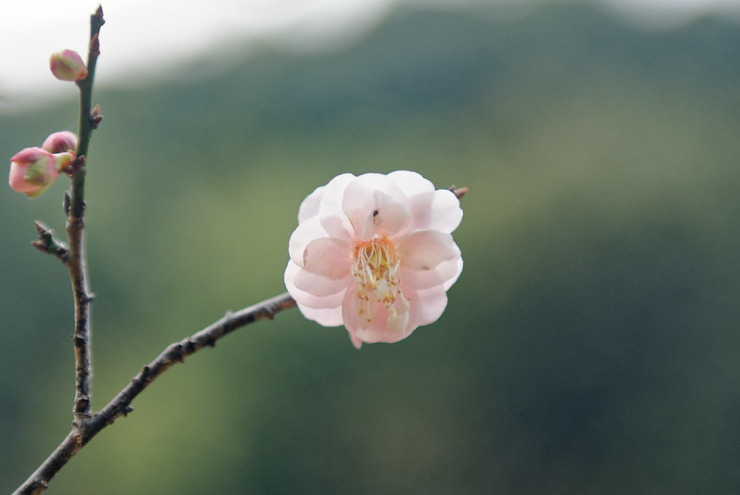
[{"x1": 351, "y1": 237, "x2": 408, "y2": 329}]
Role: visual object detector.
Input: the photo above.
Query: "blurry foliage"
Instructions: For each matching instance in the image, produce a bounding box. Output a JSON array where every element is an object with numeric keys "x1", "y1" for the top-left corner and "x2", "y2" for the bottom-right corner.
[{"x1": 2, "y1": 2, "x2": 740, "y2": 494}]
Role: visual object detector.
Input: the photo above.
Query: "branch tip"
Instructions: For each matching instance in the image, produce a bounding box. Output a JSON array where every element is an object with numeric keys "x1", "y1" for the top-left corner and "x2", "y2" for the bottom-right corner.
[
  {"x1": 33, "y1": 220, "x2": 47, "y2": 235},
  {"x1": 450, "y1": 186, "x2": 468, "y2": 200},
  {"x1": 30, "y1": 240, "x2": 47, "y2": 252},
  {"x1": 31, "y1": 221, "x2": 70, "y2": 262}
]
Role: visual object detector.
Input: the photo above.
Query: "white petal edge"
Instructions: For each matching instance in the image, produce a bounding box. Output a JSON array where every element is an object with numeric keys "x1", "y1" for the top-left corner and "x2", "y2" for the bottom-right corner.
[
  {"x1": 402, "y1": 256, "x2": 463, "y2": 290},
  {"x1": 288, "y1": 216, "x2": 328, "y2": 267},
  {"x1": 406, "y1": 285, "x2": 449, "y2": 328},
  {"x1": 297, "y1": 303, "x2": 345, "y2": 327},
  {"x1": 388, "y1": 170, "x2": 435, "y2": 198},
  {"x1": 298, "y1": 185, "x2": 325, "y2": 223},
  {"x1": 285, "y1": 261, "x2": 347, "y2": 309},
  {"x1": 408, "y1": 189, "x2": 463, "y2": 234},
  {"x1": 443, "y1": 256, "x2": 463, "y2": 291},
  {"x1": 317, "y1": 173, "x2": 356, "y2": 228},
  {"x1": 293, "y1": 268, "x2": 352, "y2": 297}
]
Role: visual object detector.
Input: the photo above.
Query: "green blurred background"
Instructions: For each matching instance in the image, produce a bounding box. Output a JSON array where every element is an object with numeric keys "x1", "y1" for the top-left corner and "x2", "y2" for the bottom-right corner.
[{"x1": 3, "y1": 2, "x2": 740, "y2": 493}]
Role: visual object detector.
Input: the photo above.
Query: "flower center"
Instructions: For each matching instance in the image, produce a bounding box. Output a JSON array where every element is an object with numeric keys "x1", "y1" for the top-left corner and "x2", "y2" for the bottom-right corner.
[{"x1": 351, "y1": 237, "x2": 409, "y2": 330}]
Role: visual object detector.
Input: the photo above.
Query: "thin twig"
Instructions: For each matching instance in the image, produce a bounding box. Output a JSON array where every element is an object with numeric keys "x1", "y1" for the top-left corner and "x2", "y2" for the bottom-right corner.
[
  {"x1": 31, "y1": 221, "x2": 70, "y2": 262},
  {"x1": 13, "y1": 292, "x2": 296, "y2": 495},
  {"x1": 67, "y1": 5, "x2": 104, "y2": 426},
  {"x1": 92, "y1": 292, "x2": 297, "y2": 429}
]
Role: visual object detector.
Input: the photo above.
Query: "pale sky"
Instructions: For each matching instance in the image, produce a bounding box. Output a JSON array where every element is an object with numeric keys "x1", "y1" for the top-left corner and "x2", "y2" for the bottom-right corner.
[{"x1": 1, "y1": 0, "x2": 739, "y2": 112}]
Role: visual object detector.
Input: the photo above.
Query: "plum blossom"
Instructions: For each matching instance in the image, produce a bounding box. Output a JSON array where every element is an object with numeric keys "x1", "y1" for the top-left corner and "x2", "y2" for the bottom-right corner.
[
  {"x1": 285, "y1": 171, "x2": 463, "y2": 348},
  {"x1": 9, "y1": 147, "x2": 60, "y2": 198}
]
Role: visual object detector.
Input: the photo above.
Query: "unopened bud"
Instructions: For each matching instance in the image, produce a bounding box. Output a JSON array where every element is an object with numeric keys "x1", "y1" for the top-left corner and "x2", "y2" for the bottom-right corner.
[
  {"x1": 42, "y1": 131, "x2": 78, "y2": 153},
  {"x1": 50, "y1": 50, "x2": 88, "y2": 82},
  {"x1": 9, "y1": 147, "x2": 59, "y2": 198}
]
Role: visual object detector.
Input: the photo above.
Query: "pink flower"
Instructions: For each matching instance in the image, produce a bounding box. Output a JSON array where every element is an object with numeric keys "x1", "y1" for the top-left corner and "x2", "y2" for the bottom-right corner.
[
  {"x1": 42, "y1": 131, "x2": 78, "y2": 154},
  {"x1": 285, "y1": 171, "x2": 463, "y2": 348},
  {"x1": 9, "y1": 147, "x2": 60, "y2": 198},
  {"x1": 50, "y1": 49, "x2": 88, "y2": 82}
]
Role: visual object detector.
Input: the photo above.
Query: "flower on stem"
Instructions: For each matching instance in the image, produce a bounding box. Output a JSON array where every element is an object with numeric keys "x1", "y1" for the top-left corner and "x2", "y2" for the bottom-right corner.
[
  {"x1": 9, "y1": 147, "x2": 60, "y2": 198},
  {"x1": 285, "y1": 171, "x2": 463, "y2": 348},
  {"x1": 50, "y1": 49, "x2": 88, "y2": 82},
  {"x1": 42, "y1": 131, "x2": 78, "y2": 154}
]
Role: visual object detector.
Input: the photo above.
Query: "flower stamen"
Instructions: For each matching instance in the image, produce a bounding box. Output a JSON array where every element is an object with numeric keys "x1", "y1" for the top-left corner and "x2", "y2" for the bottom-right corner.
[{"x1": 351, "y1": 237, "x2": 408, "y2": 330}]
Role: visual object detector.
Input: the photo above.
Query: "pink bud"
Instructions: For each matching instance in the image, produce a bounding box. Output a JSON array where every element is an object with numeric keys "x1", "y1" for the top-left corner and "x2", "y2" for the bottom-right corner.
[
  {"x1": 9, "y1": 148, "x2": 59, "y2": 198},
  {"x1": 42, "y1": 131, "x2": 78, "y2": 153},
  {"x1": 49, "y1": 50, "x2": 88, "y2": 82}
]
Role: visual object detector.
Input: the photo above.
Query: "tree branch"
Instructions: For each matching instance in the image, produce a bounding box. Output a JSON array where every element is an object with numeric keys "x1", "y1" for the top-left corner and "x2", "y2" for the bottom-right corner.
[
  {"x1": 15, "y1": 178, "x2": 467, "y2": 494},
  {"x1": 65, "y1": 5, "x2": 104, "y2": 426},
  {"x1": 13, "y1": 292, "x2": 297, "y2": 495}
]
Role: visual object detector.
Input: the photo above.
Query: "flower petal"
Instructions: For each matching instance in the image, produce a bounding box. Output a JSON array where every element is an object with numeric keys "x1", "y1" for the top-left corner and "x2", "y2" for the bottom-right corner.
[
  {"x1": 400, "y1": 230, "x2": 460, "y2": 271},
  {"x1": 341, "y1": 286, "x2": 362, "y2": 334},
  {"x1": 342, "y1": 174, "x2": 410, "y2": 239},
  {"x1": 388, "y1": 170, "x2": 435, "y2": 197},
  {"x1": 341, "y1": 179, "x2": 381, "y2": 239},
  {"x1": 408, "y1": 189, "x2": 463, "y2": 234},
  {"x1": 406, "y1": 285, "x2": 448, "y2": 328},
  {"x1": 288, "y1": 216, "x2": 327, "y2": 267},
  {"x1": 298, "y1": 304, "x2": 345, "y2": 327},
  {"x1": 372, "y1": 191, "x2": 410, "y2": 238},
  {"x1": 294, "y1": 269, "x2": 351, "y2": 297},
  {"x1": 285, "y1": 261, "x2": 347, "y2": 310},
  {"x1": 317, "y1": 173, "x2": 356, "y2": 221},
  {"x1": 303, "y1": 237, "x2": 351, "y2": 279},
  {"x1": 298, "y1": 185, "x2": 325, "y2": 223},
  {"x1": 442, "y1": 257, "x2": 463, "y2": 291},
  {"x1": 402, "y1": 256, "x2": 463, "y2": 290},
  {"x1": 310, "y1": 173, "x2": 355, "y2": 239},
  {"x1": 320, "y1": 214, "x2": 354, "y2": 243},
  {"x1": 348, "y1": 333, "x2": 364, "y2": 349},
  {"x1": 342, "y1": 287, "x2": 413, "y2": 346}
]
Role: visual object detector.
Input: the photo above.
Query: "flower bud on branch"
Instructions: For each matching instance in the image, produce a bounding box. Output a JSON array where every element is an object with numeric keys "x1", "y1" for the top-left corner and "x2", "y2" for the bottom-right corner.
[
  {"x1": 42, "y1": 131, "x2": 78, "y2": 154},
  {"x1": 9, "y1": 148, "x2": 59, "y2": 198},
  {"x1": 49, "y1": 49, "x2": 88, "y2": 82}
]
